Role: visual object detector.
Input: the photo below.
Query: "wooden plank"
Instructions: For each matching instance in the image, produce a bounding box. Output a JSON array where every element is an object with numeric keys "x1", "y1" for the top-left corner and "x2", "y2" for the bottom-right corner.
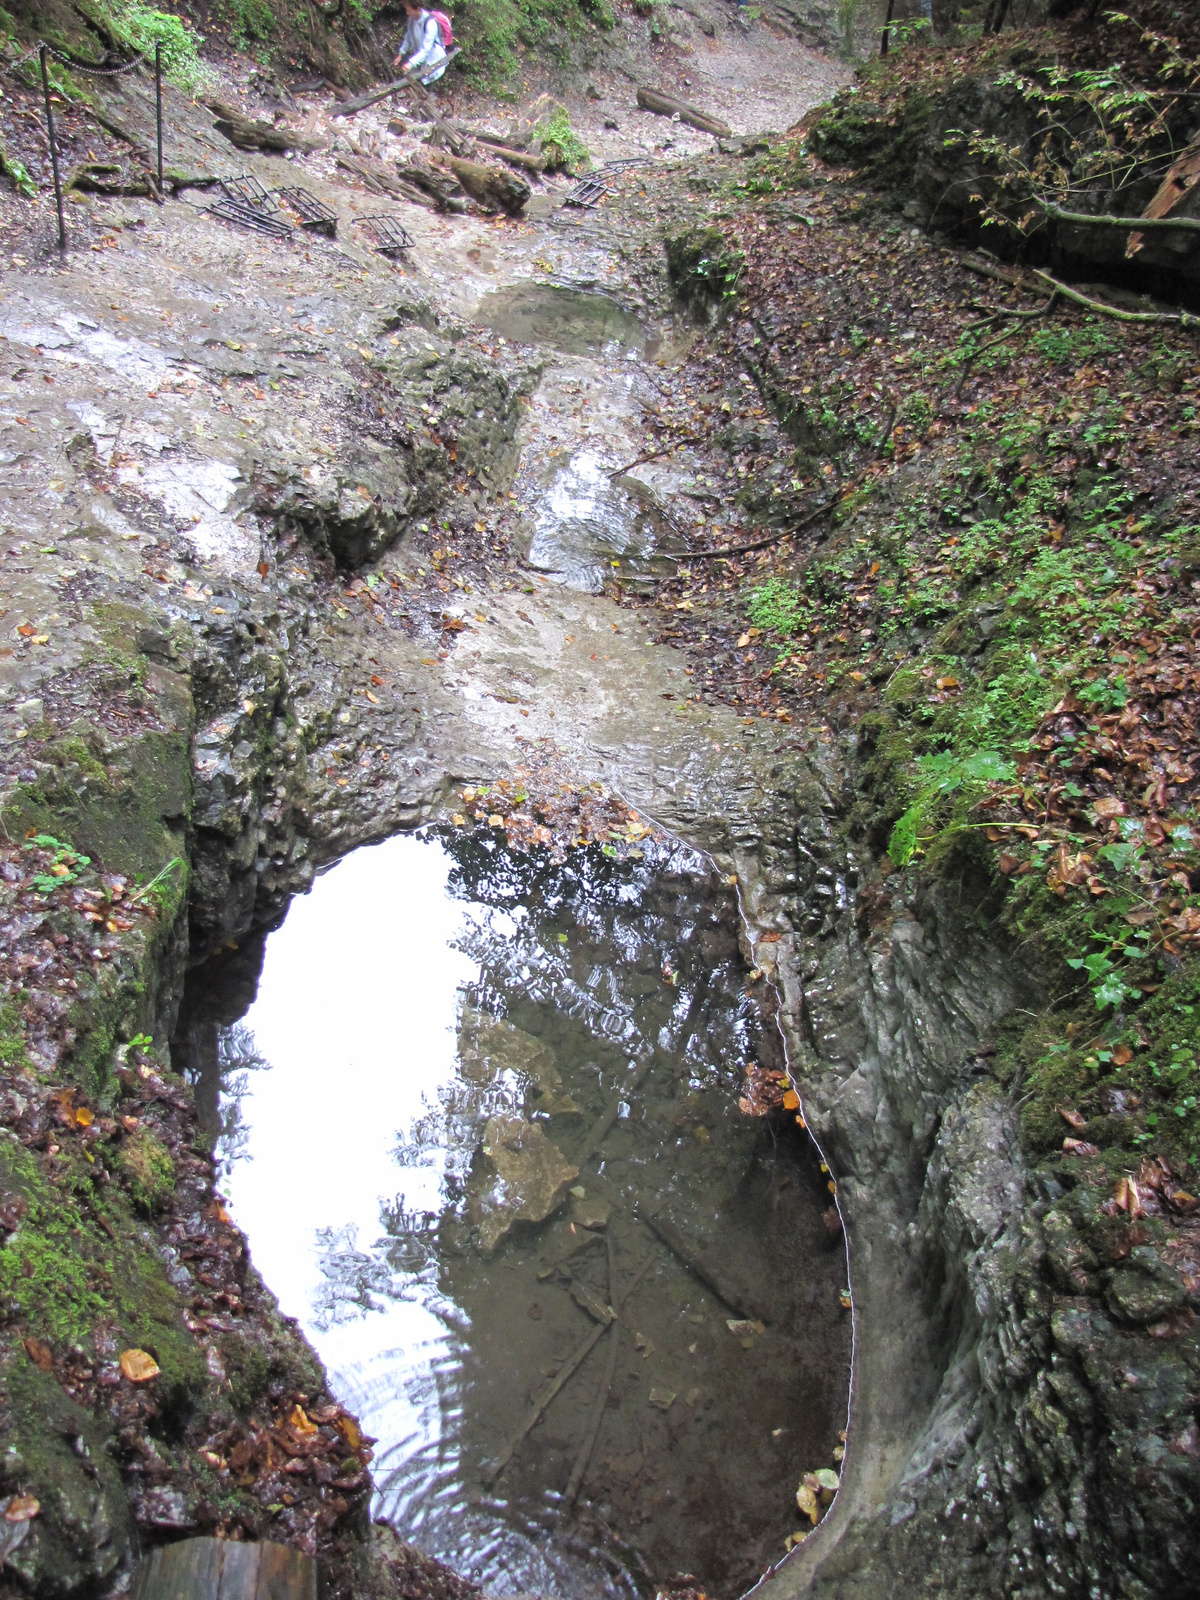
[{"x1": 130, "y1": 1539, "x2": 317, "y2": 1600}]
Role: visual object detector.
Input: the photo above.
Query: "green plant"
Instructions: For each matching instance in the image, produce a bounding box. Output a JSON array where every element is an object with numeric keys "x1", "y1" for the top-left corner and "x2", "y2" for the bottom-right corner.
[
  {"x1": 26, "y1": 834, "x2": 91, "y2": 895},
  {"x1": 224, "y1": 0, "x2": 275, "y2": 45},
  {"x1": 0, "y1": 141, "x2": 35, "y2": 199},
  {"x1": 100, "y1": 1, "x2": 209, "y2": 91},
  {"x1": 888, "y1": 749, "x2": 1016, "y2": 866},
  {"x1": 537, "y1": 105, "x2": 591, "y2": 174},
  {"x1": 130, "y1": 854, "x2": 186, "y2": 908},
  {"x1": 749, "y1": 577, "x2": 812, "y2": 638},
  {"x1": 1067, "y1": 927, "x2": 1149, "y2": 1010}
]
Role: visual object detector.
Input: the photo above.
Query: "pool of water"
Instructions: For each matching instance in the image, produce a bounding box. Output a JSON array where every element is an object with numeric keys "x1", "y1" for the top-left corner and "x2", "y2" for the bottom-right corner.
[
  {"x1": 472, "y1": 283, "x2": 659, "y2": 361},
  {"x1": 172, "y1": 832, "x2": 849, "y2": 1597}
]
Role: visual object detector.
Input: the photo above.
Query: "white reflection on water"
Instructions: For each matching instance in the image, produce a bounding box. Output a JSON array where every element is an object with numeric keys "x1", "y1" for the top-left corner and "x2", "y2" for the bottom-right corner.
[{"x1": 217, "y1": 837, "x2": 473, "y2": 1522}]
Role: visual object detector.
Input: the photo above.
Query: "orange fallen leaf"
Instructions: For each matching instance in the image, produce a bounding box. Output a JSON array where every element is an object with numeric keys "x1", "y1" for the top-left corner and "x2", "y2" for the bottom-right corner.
[
  {"x1": 4, "y1": 1497, "x2": 39, "y2": 1523},
  {"x1": 1057, "y1": 1105, "x2": 1086, "y2": 1129},
  {"x1": 1112, "y1": 1044, "x2": 1132, "y2": 1067},
  {"x1": 120, "y1": 1348, "x2": 160, "y2": 1383},
  {"x1": 782, "y1": 1089, "x2": 800, "y2": 1111},
  {"x1": 289, "y1": 1404, "x2": 318, "y2": 1437},
  {"x1": 337, "y1": 1414, "x2": 363, "y2": 1452},
  {"x1": 74, "y1": 1106, "x2": 94, "y2": 1129},
  {"x1": 22, "y1": 1338, "x2": 52, "y2": 1371}
]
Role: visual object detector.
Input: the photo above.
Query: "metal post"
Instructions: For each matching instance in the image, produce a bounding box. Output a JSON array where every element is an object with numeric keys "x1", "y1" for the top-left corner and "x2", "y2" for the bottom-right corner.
[
  {"x1": 155, "y1": 41, "x2": 163, "y2": 189},
  {"x1": 880, "y1": 0, "x2": 896, "y2": 55},
  {"x1": 39, "y1": 46, "x2": 66, "y2": 252}
]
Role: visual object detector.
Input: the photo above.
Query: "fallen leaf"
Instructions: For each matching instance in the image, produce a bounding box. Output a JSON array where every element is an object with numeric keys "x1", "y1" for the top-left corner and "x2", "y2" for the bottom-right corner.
[
  {"x1": 1093, "y1": 796, "x2": 1125, "y2": 819},
  {"x1": 1063, "y1": 1138, "x2": 1100, "y2": 1157},
  {"x1": 120, "y1": 1349, "x2": 160, "y2": 1383},
  {"x1": 648, "y1": 1387, "x2": 676, "y2": 1410},
  {"x1": 1056, "y1": 1105, "x2": 1086, "y2": 1129},
  {"x1": 289, "y1": 1404, "x2": 318, "y2": 1437},
  {"x1": 22, "y1": 1338, "x2": 52, "y2": 1371},
  {"x1": 3, "y1": 1497, "x2": 40, "y2": 1523},
  {"x1": 74, "y1": 1106, "x2": 94, "y2": 1129},
  {"x1": 782, "y1": 1089, "x2": 801, "y2": 1111},
  {"x1": 1112, "y1": 1045, "x2": 1132, "y2": 1066}
]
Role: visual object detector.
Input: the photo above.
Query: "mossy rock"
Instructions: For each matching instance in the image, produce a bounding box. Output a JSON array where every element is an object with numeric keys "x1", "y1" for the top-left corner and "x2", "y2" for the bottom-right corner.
[
  {"x1": 665, "y1": 226, "x2": 744, "y2": 315},
  {"x1": 118, "y1": 1130, "x2": 175, "y2": 1213}
]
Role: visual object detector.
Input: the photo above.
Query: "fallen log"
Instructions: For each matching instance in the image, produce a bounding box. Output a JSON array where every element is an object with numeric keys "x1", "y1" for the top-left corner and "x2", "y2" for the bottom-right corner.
[
  {"x1": 335, "y1": 153, "x2": 438, "y2": 209},
  {"x1": 480, "y1": 1319, "x2": 607, "y2": 1486},
  {"x1": 206, "y1": 100, "x2": 324, "y2": 154},
  {"x1": 474, "y1": 135, "x2": 546, "y2": 174},
  {"x1": 333, "y1": 49, "x2": 461, "y2": 117},
  {"x1": 641, "y1": 1210, "x2": 770, "y2": 1323},
  {"x1": 397, "y1": 159, "x2": 469, "y2": 213},
  {"x1": 564, "y1": 1234, "x2": 620, "y2": 1508},
  {"x1": 636, "y1": 87, "x2": 731, "y2": 138},
  {"x1": 444, "y1": 154, "x2": 530, "y2": 214}
]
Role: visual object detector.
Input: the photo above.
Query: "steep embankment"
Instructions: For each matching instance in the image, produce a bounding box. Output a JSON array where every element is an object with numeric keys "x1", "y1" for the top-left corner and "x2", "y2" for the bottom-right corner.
[{"x1": 604, "y1": 12, "x2": 1200, "y2": 1595}]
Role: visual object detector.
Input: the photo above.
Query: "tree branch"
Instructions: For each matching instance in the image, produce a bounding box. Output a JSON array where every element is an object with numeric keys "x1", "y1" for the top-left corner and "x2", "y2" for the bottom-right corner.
[
  {"x1": 1042, "y1": 202, "x2": 1200, "y2": 236},
  {"x1": 1030, "y1": 269, "x2": 1199, "y2": 328}
]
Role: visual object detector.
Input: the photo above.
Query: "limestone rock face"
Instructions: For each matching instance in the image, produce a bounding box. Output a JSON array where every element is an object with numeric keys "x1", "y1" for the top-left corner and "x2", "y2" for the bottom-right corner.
[{"x1": 469, "y1": 1115, "x2": 579, "y2": 1253}]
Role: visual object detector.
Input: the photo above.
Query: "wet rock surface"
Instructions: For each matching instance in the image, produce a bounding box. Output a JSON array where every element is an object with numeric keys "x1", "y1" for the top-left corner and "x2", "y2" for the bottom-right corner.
[{"x1": 3, "y1": 21, "x2": 1196, "y2": 1600}]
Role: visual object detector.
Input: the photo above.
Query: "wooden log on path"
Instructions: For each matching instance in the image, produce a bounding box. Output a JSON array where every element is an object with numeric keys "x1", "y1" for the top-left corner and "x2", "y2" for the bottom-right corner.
[
  {"x1": 334, "y1": 50, "x2": 461, "y2": 118},
  {"x1": 397, "y1": 159, "x2": 469, "y2": 213},
  {"x1": 474, "y1": 134, "x2": 546, "y2": 173},
  {"x1": 131, "y1": 1538, "x2": 317, "y2": 1600},
  {"x1": 445, "y1": 154, "x2": 530, "y2": 214},
  {"x1": 336, "y1": 153, "x2": 439, "y2": 209},
  {"x1": 642, "y1": 1210, "x2": 771, "y2": 1324},
  {"x1": 206, "y1": 100, "x2": 324, "y2": 154},
  {"x1": 635, "y1": 86, "x2": 731, "y2": 138}
]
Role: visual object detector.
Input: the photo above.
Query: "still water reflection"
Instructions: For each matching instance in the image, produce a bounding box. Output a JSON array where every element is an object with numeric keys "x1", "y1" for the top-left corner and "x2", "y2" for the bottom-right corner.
[{"x1": 173, "y1": 832, "x2": 848, "y2": 1597}]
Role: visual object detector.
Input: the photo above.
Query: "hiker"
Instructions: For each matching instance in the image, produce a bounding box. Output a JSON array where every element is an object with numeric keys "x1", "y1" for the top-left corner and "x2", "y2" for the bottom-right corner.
[{"x1": 394, "y1": 2, "x2": 450, "y2": 85}]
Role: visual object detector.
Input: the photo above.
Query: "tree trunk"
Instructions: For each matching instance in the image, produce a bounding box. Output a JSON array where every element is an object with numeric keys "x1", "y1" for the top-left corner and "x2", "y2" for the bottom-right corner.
[
  {"x1": 444, "y1": 155, "x2": 531, "y2": 214},
  {"x1": 474, "y1": 135, "x2": 546, "y2": 173},
  {"x1": 880, "y1": 0, "x2": 896, "y2": 55},
  {"x1": 205, "y1": 101, "x2": 324, "y2": 154},
  {"x1": 635, "y1": 87, "x2": 732, "y2": 139}
]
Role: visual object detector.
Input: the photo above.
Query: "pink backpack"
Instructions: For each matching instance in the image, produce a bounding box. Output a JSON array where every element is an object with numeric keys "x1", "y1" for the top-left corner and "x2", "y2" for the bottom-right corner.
[{"x1": 429, "y1": 9, "x2": 453, "y2": 48}]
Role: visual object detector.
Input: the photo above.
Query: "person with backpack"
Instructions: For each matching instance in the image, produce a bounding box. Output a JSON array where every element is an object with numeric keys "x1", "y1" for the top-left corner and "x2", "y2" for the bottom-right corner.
[{"x1": 394, "y1": 2, "x2": 452, "y2": 85}]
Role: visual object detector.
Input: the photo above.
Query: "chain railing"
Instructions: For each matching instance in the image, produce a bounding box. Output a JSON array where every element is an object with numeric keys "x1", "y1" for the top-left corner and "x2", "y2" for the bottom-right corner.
[{"x1": 6, "y1": 39, "x2": 165, "y2": 249}]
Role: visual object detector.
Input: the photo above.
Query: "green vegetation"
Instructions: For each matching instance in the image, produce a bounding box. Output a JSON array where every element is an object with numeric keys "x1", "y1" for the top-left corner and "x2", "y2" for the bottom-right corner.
[
  {"x1": 453, "y1": 0, "x2": 614, "y2": 86},
  {"x1": 0, "y1": 138, "x2": 35, "y2": 198},
  {"x1": 117, "y1": 1128, "x2": 175, "y2": 1212},
  {"x1": 535, "y1": 103, "x2": 591, "y2": 174},
  {"x1": 26, "y1": 834, "x2": 91, "y2": 896},
  {"x1": 97, "y1": 0, "x2": 209, "y2": 90}
]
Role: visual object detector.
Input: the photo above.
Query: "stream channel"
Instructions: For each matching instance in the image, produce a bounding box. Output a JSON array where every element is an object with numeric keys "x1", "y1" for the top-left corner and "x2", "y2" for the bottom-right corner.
[{"x1": 171, "y1": 284, "x2": 850, "y2": 1598}]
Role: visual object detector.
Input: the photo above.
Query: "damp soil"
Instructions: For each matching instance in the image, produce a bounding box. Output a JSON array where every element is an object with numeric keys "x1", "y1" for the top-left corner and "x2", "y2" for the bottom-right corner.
[{"x1": 172, "y1": 832, "x2": 850, "y2": 1598}]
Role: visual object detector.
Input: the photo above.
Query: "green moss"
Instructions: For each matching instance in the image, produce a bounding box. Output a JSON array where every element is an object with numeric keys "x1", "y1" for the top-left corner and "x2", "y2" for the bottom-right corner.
[
  {"x1": 452, "y1": 0, "x2": 612, "y2": 86},
  {"x1": 536, "y1": 105, "x2": 591, "y2": 175},
  {"x1": 117, "y1": 1129, "x2": 175, "y2": 1212},
  {"x1": 665, "y1": 226, "x2": 745, "y2": 313},
  {"x1": 0, "y1": 1003, "x2": 30, "y2": 1076},
  {"x1": 1015, "y1": 963, "x2": 1200, "y2": 1175}
]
